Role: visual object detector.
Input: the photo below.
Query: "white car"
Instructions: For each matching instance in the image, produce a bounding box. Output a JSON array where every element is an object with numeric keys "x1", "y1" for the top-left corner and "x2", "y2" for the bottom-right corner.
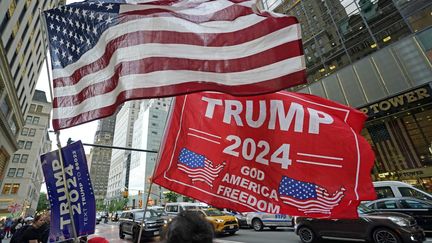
[{"x1": 246, "y1": 212, "x2": 293, "y2": 231}]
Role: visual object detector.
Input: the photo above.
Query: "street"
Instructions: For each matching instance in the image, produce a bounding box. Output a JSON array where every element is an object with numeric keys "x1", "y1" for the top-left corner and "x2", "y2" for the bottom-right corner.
[{"x1": 90, "y1": 222, "x2": 432, "y2": 243}]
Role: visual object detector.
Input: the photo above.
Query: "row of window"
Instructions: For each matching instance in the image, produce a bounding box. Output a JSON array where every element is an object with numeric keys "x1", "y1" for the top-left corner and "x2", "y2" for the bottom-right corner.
[
  {"x1": 21, "y1": 127, "x2": 36, "y2": 136},
  {"x1": 12, "y1": 154, "x2": 28, "y2": 163},
  {"x1": 2, "y1": 183, "x2": 20, "y2": 195},
  {"x1": 17, "y1": 140, "x2": 32, "y2": 150},
  {"x1": 7, "y1": 168, "x2": 24, "y2": 177},
  {"x1": 25, "y1": 115, "x2": 40, "y2": 125},
  {"x1": 29, "y1": 104, "x2": 43, "y2": 113}
]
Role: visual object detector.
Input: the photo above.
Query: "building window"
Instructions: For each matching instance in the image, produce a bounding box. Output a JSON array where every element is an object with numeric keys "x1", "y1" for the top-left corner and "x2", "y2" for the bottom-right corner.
[
  {"x1": 12, "y1": 154, "x2": 20, "y2": 163},
  {"x1": 16, "y1": 168, "x2": 24, "y2": 177},
  {"x1": 20, "y1": 154, "x2": 28, "y2": 163},
  {"x1": 17, "y1": 140, "x2": 25, "y2": 149},
  {"x1": 24, "y1": 141, "x2": 32, "y2": 150},
  {"x1": 2, "y1": 184, "x2": 12, "y2": 194},
  {"x1": 21, "y1": 127, "x2": 29, "y2": 136},
  {"x1": 7, "y1": 168, "x2": 16, "y2": 177},
  {"x1": 36, "y1": 105, "x2": 43, "y2": 112},
  {"x1": 8, "y1": 0, "x2": 16, "y2": 18},
  {"x1": 11, "y1": 184, "x2": 20, "y2": 194},
  {"x1": 26, "y1": 116, "x2": 32, "y2": 124},
  {"x1": 32, "y1": 117, "x2": 39, "y2": 124},
  {"x1": 28, "y1": 128, "x2": 36, "y2": 136},
  {"x1": 30, "y1": 104, "x2": 36, "y2": 112}
]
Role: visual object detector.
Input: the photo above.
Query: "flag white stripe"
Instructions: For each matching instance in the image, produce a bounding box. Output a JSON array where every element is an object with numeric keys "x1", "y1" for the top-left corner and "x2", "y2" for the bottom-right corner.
[
  {"x1": 281, "y1": 194, "x2": 343, "y2": 206},
  {"x1": 187, "y1": 133, "x2": 221, "y2": 144},
  {"x1": 297, "y1": 152, "x2": 343, "y2": 161},
  {"x1": 280, "y1": 198, "x2": 336, "y2": 210},
  {"x1": 53, "y1": 24, "x2": 300, "y2": 96},
  {"x1": 52, "y1": 56, "x2": 304, "y2": 119},
  {"x1": 178, "y1": 166, "x2": 215, "y2": 183},
  {"x1": 280, "y1": 197, "x2": 340, "y2": 209},
  {"x1": 316, "y1": 191, "x2": 344, "y2": 201},
  {"x1": 188, "y1": 128, "x2": 222, "y2": 139},
  {"x1": 178, "y1": 164, "x2": 220, "y2": 177},
  {"x1": 296, "y1": 159, "x2": 342, "y2": 168},
  {"x1": 52, "y1": 14, "x2": 269, "y2": 79},
  {"x1": 120, "y1": 0, "x2": 236, "y2": 15},
  {"x1": 178, "y1": 163, "x2": 223, "y2": 176}
]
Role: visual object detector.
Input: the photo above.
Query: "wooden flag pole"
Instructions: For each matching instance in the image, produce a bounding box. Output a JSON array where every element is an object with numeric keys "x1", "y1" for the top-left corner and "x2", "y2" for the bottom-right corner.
[{"x1": 40, "y1": 9, "x2": 79, "y2": 243}]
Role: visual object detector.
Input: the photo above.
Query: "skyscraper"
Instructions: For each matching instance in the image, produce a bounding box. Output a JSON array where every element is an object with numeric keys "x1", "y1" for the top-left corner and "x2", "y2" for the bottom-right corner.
[
  {"x1": 129, "y1": 98, "x2": 171, "y2": 207},
  {"x1": 266, "y1": 0, "x2": 432, "y2": 188},
  {"x1": 106, "y1": 100, "x2": 141, "y2": 200},
  {"x1": 89, "y1": 115, "x2": 116, "y2": 201},
  {"x1": 0, "y1": 0, "x2": 64, "y2": 189},
  {"x1": 0, "y1": 90, "x2": 51, "y2": 216}
]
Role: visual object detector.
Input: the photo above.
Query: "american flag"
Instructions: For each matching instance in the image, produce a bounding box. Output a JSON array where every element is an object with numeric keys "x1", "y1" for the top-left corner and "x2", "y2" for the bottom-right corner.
[
  {"x1": 278, "y1": 177, "x2": 345, "y2": 215},
  {"x1": 43, "y1": 0, "x2": 305, "y2": 130},
  {"x1": 178, "y1": 148, "x2": 225, "y2": 187}
]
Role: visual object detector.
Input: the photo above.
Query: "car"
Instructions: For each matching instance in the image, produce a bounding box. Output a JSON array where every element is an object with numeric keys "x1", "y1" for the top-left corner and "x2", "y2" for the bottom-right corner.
[
  {"x1": 148, "y1": 206, "x2": 174, "y2": 224},
  {"x1": 193, "y1": 208, "x2": 239, "y2": 235},
  {"x1": 374, "y1": 181, "x2": 432, "y2": 201},
  {"x1": 118, "y1": 209, "x2": 165, "y2": 243},
  {"x1": 233, "y1": 212, "x2": 250, "y2": 228},
  {"x1": 246, "y1": 212, "x2": 293, "y2": 231},
  {"x1": 365, "y1": 197, "x2": 432, "y2": 233},
  {"x1": 295, "y1": 204, "x2": 425, "y2": 243},
  {"x1": 164, "y1": 202, "x2": 205, "y2": 216}
]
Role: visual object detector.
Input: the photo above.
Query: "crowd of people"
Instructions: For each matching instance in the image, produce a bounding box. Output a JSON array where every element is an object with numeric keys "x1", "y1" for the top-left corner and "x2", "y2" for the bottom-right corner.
[
  {"x1": 0, "y1": 212, "x2": 50, "y2": 243},
  {"x1": 0, "y1": 210, "x2": 212, "y2": 243}
]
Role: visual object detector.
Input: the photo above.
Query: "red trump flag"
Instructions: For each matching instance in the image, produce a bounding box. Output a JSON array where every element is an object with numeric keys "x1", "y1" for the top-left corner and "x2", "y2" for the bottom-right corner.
[
  {"x1": 43, "y1": 0, "x2": 305, "y2": 130},
  {"x1": 153, "y1": 92, "x2": 376, "y2": 218}
]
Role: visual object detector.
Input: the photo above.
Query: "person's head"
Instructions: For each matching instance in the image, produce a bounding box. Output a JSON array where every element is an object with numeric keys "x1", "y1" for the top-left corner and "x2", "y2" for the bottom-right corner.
[
  {"x1": 164, "y1": 211, "x2": 213, "y2": 243},
  {"x1": 32, "y1": 214, "x2": 46, "y2": 228}
]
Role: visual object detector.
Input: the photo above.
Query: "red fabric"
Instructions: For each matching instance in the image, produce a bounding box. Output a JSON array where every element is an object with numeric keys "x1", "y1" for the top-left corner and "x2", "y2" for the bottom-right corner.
[
  {"x1": 153, "y1": 91, "x2": 376, "y2": 219},
  {"x1": 88, "y1": 237, "x2": 109, "y2": 243}
]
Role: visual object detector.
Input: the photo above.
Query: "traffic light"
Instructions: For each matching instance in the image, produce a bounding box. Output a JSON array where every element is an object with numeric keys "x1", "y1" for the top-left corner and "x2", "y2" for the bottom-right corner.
[
  {"x1": 122, "y1": 189, "x2": 128, "y2": 198},
  {"x1": 138, "y1": 199, "x2": 143, "y2": 208}
]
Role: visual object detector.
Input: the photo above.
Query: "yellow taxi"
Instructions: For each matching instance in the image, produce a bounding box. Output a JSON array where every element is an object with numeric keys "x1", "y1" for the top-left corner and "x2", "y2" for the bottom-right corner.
[{"x1": 194, "y1": 208, "x2": 239, "y2": 235}]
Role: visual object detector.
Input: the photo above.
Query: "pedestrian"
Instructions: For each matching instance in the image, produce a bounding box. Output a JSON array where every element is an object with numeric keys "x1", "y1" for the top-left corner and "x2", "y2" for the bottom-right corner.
[
  {"x1": 163, "y1": 211, "x2": 214, "y2": 243},
  {"x1": 4, "y1": 217, "x2": 13, "y2": 238},
  {"x1": 20, "y1": 214, "x2": 47, "y2": 243},
  {"x1": 11, "y1": 217, "x2": 23, "y2": 236}
]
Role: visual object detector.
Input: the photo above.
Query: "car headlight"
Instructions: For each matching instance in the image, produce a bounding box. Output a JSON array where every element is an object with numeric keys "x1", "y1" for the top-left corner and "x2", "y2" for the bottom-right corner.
[
  {"x1": 164, "y1": 219, "x2": 168, "y2": 224},
  {"x1": 234, "y1": 217, "x2": 238, "y2": 222},
  {"x1": 142, "y1": 223, "x2": 146, "y2": 227},
  {"x1": 215, "y1": 219, "x2": 224, "y2": 223},
  {"x1": 388, "y1": 216, "x2": 409, "y2": 227}
]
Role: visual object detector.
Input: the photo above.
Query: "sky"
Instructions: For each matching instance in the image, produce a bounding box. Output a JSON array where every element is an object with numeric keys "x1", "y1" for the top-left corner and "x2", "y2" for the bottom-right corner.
[{"x1": 36, "y1": 66, "x2": 98, "y2": 154}]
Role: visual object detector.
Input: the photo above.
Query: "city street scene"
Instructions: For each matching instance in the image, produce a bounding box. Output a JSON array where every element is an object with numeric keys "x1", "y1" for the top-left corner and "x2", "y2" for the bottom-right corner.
[{"x1": 0, "y1": 0, "x2": 432, "y2": 243}]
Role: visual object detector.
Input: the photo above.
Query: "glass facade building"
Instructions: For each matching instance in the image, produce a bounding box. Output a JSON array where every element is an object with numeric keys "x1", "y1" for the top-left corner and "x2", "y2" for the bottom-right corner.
[{"x1": 262, "y1": 0, "x2": 432, "y2": 190}]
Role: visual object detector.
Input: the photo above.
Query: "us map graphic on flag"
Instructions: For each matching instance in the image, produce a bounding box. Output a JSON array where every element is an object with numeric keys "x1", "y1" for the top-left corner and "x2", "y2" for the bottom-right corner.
[
  {"x1": 177, "y1": 148, "x2": 226, "y2": 187},
  {"x1": 278, "y1": 177, "x2": 345, "y2": 214}
]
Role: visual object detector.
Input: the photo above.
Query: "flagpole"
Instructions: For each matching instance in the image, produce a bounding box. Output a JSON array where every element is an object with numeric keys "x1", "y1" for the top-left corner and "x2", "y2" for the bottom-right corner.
[
  {"x1": 40, "y1": 9, "x2": 79, "y2": 243},
  {"x1": 137, "y1": 97, "x2": 175, "y2": 242}
]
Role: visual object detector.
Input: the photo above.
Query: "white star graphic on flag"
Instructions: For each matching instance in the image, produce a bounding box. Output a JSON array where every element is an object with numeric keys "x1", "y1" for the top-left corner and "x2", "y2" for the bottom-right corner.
[
  {"x1": 97, "y1": 14, "x2": 104, "y2": 21},
  {"x1": 96, "y1": 1, "x2": 103, "y2": 8},
  {"x1": 89, "y1": 11, "x2": 95, "y2": 20},
  {"x1": 106, "y1": 3, "x2": 114, "y2": 10},
  {"x1": 106, "y1": 16, "x2": 113, "y2": 24}
]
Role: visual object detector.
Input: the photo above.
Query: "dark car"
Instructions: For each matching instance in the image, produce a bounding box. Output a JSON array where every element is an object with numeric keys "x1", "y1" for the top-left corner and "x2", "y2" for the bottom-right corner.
[
  {"x1": 119, "y1": 209, "x2": 165, "y2": 243},
  {"x1": 295, "y1": 205, "x2": 425, "y2": 243},
  {"x1": 365, "y1": 197, "x2": 432, "y2": 233}
]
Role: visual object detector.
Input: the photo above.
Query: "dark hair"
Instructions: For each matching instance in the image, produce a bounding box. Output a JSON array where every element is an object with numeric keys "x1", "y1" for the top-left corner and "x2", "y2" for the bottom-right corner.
[{"x1": 165, "y1": 211, "x2": 214, "y2": 243}]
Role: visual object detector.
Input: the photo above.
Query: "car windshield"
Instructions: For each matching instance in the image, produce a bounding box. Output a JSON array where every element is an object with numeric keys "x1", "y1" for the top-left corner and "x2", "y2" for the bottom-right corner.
[
  {"x1": 134, "y1": 210, "x2": 157, "y2": 219},
  {"x1": 358, "y1": 204, "x2": 374, "y2": 214},
  {"x1": 204, "y1": 209, "x2": 224, "y2": 216},
  {"x1": 153, "y1": 208, "x2": 167, "y2": 216}
]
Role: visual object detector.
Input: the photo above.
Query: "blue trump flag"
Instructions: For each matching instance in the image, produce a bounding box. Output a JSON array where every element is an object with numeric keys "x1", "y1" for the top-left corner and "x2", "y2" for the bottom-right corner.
[{"x1": 40, "y1": 140, "x2": 95, "y2": 242}]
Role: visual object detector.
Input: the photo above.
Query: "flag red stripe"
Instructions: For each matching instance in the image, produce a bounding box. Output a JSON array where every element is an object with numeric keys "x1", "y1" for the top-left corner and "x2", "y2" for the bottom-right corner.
[
  {"x1": 53, "y1": 17, "x2": 299, "y2": 87},
  {"x1": 52, "y1": 70, "x2": 305, "y2": 130},
  {"x1": 178, "y1": 163, "x2": 221, "y2": 176},
  {"x1": 178, "y1": 166, "x2": 215, "y2": 183},
  {"x1": 53, "y1": 41, "x2": 302, "y2": 107}
]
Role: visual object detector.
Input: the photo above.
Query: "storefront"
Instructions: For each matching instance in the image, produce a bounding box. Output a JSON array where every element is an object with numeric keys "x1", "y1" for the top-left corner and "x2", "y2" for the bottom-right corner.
[{"x1": 360, "y1": 83, "x2": 432, "y2": 192}]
